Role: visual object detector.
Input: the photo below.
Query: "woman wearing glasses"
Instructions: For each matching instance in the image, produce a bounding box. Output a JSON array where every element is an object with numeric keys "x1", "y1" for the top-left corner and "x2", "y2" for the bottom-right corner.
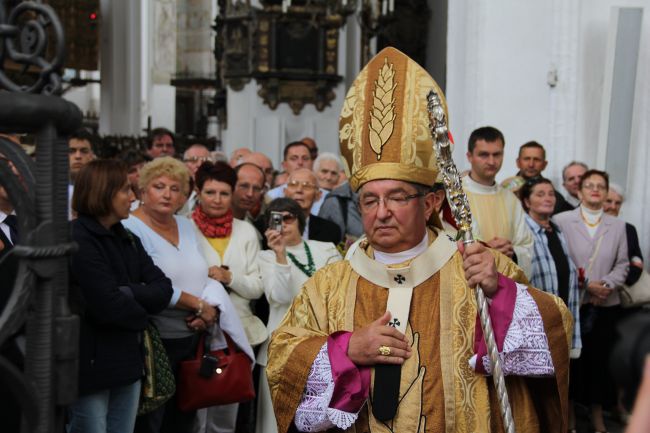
[
  {"x1": 255, "y1": 198, "x2": 341, "y2": 433},
  {"x1": 554, "y1": 169, "x2": 628, "y2": 433}
]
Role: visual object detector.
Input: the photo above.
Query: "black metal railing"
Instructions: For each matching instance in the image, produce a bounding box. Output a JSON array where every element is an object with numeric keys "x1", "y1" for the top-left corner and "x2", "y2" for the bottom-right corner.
[{"x1": 0, "y1": 1, "x2": 82, "y2": 432}]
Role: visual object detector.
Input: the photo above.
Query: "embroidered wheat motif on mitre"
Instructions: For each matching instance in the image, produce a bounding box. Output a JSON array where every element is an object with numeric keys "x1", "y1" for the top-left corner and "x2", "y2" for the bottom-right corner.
[{"x1": 368, "y1": 58, "x2": 396, "y2": 160}]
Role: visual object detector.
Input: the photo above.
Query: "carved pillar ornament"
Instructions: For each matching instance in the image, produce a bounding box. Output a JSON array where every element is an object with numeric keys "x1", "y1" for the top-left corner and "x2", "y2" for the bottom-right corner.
[
  {"x1": 253, "y1": 10, "x2": 343, "y2": 114},
  {"x1": 214, "y1": 0, "x2": 353, "y2": 116}
]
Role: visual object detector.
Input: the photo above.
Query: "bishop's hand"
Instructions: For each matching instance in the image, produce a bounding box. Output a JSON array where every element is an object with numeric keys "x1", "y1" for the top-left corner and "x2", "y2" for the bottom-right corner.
[
  {"x1": 457, "y1": 240, "x2": 499, "y2": 297},
  {"x1": 347, "y1": 311, "x2": 412, "y2": 366}
]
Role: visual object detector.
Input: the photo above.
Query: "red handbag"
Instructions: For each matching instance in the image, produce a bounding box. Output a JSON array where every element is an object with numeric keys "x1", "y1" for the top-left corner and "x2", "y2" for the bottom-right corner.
[{"x1": 176, "y1": 331, "x2": 255, "y2": 412}]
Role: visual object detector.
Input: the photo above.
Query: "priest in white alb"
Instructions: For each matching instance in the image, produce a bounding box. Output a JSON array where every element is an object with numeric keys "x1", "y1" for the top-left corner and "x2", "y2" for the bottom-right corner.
[{"x1": 462, "y1": 126, "x2": 535, "y2": 277}]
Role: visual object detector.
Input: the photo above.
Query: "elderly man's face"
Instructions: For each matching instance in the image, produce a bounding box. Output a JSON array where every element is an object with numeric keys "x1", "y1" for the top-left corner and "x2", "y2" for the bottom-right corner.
[
  {"x1": 284, "y1": 168, "x2": 320, "y2": 214},
  {"x1": 563, "y1": 164, "x2": 587, "y2": 198},
  {"x1": 183, "y1": 145, "x2": 211, "y2": 178},
  {"x1": 316, "y1": 160, "x2": 341, "y2": 191},
  {"x1": 604, "y1": 190, "x2": 623, "y2": 217},
  {"x1": 358, "y1": 179, "x2": 434, "y2": 253}
]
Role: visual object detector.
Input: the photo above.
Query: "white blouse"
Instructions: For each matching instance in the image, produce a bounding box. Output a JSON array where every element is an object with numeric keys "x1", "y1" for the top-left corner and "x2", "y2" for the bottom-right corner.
[{"x1": 256, "y1": 240, "x2": 341, "y2": 366}]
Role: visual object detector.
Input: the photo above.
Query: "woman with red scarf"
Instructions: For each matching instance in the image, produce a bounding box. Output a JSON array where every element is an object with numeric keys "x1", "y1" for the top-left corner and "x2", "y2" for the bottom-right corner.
[{"x1": 190, "y1": 161, "x2": 265, "y2": 433}]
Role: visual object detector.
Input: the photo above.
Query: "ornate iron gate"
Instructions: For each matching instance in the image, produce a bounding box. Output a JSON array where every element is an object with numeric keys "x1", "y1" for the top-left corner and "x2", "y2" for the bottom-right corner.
[{"x1": 0, "y1": 1, "x2": 82, "y2": 432}]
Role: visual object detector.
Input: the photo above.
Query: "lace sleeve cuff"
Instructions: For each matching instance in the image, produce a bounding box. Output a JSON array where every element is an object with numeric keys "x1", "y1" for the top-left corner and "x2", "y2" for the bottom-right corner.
[
  {"x1": 294, "y1": 341, "x2": 364, "y2": 432},
  {"x1": 470, "y1": 280, "x2": 555, "y2": 377}
]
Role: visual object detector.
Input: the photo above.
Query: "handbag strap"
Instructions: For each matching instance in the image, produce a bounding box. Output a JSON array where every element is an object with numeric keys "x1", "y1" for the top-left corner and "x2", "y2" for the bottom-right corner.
[
  {"x1": 203, "y1": 332, "x2": 212, "y2": 355},
  {"x1": 199, "y1": 330, "x2": 241, "y2": 356},
  {"x1": 192, "y1": 332, "x2": 209, "y2": 359}
]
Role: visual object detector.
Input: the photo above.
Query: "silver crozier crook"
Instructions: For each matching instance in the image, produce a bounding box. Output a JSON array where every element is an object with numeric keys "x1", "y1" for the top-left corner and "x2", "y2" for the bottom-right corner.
[{"x1": 426, "y1": 90, "x2": 516, "y2": 433}]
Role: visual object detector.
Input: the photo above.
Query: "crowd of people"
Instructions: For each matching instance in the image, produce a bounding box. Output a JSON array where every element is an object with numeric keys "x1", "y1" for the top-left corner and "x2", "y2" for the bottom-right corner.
[{"x1": 0, "y1": 48, "x2": 646, "y2": 433}]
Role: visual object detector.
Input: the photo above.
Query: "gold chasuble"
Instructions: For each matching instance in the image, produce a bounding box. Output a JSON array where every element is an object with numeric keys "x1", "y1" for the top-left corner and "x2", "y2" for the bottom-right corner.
[{"x1": 267, "y1": 230, "x2": 572, "y2": 433}]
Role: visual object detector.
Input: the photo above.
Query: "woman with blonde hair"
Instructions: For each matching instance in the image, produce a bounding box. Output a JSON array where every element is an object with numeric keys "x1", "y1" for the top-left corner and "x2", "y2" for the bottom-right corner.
[{"x1": 123, "y1": 157, "x2": 252, "y2": 433}]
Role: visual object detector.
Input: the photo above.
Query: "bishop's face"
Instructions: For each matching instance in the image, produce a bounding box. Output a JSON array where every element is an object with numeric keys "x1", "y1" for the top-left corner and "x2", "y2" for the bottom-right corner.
[{"x1": 358, "y1": 179, "x2": 435, "y2": 254}]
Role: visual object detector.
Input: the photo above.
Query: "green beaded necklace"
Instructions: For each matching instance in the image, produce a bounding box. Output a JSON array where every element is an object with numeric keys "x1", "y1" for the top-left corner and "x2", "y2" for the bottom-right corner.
[{"x1": 286, "y1": 241, "x2": 316, "y2": 277}]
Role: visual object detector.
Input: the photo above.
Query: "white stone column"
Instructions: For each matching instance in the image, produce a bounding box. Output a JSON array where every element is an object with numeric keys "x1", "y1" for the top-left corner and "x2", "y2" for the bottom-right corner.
[
  {"x1": 99, "y1": 0, "x2": 145, "y2": 135},
  {"x1": 150, "y1": 0, "x2": 177, "y2": 130},
  {"x1": 547, "y1": 0, "x2": 581, "y2": 184}
]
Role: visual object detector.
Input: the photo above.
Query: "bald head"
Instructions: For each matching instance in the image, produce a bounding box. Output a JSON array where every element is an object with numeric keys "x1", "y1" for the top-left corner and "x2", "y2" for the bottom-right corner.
[
  {"x1": 288, "y1": 168, "x2": 317, "y2": 183},
  {"x1": 183, "y1": 144, "x2": 211, "y2": 178},
  {"x1": 229, "y1": 147, "x2": 252, "y2": 167},
  {"x1": 232, "y1": 163, "x2": 265, "y2": 219},
  {"x1": 242, "y1": 151, "x2": 274, "y2": 186}
]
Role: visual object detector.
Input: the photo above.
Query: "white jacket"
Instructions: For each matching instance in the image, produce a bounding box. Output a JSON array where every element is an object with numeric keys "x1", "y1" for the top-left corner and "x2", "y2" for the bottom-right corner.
[{"x1": 191, "y1": 218, "x2": 267, "y2": 347}]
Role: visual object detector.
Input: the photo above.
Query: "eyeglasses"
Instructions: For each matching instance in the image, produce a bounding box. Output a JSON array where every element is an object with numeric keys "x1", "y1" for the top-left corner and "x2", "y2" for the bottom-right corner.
[
  {"x1": 358, "y1": 193, "x2": 424, "y2": 212},
  {"x1": 582, "y1": 182, "x2": 607, "y2": 191},
  {"x1": 269, "y1": 213, "x2": 297, "y2": 224},
  {"x1": 286, "y1": 180, "x2": 317, "y2": 190},
  {"x1": 183, "y1": 156, "x2": 211, "y2": 163}
]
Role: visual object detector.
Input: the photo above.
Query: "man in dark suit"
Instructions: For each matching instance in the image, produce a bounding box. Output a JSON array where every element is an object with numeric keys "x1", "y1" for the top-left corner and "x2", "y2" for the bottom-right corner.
[
  {"x1": 0, "y1": 152, "x2": 20, "y2": 312},
  {"x1": 0, "y1": 159, "x2": 22, "y2": 433},
  {"x1": 284, "y1": 168, "x2": 342, "y2": 245}
]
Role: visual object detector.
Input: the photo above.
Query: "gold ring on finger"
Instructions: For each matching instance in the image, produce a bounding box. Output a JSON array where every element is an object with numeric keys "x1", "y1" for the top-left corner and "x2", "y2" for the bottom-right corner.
[{"x1": 378, "y1": 345, "x2": 391, "y2": 356}]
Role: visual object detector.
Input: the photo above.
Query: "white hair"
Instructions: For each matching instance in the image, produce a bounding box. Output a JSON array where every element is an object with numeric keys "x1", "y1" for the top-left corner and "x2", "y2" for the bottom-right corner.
[
  {"x1": 608, "y1": 182, "x2": 625, "y2": 200},
  {"x1": 313, "y1": 152, "x2": 342, "y2": 172}
]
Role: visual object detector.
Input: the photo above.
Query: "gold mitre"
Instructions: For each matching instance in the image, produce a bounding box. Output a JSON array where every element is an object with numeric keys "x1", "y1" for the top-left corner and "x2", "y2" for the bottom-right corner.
[{"x1": 339, "y1": 47, "x2": 448, "y2": 192}]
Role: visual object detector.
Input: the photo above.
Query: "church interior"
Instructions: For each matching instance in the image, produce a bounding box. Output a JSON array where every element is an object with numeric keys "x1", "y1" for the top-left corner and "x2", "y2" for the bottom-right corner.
[{"x1": 1, "y1": 2, "x2": 650, "y2": 433}]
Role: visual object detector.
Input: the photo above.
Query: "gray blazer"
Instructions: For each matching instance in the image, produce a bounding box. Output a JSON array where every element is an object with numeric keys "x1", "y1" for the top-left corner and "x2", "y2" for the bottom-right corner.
[{"x1": 553, "y1": 208, "x2": 629, "y2": 306}]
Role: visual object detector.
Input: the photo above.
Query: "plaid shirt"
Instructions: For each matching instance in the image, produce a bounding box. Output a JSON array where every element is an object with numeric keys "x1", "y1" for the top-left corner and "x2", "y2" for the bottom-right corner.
[{"x1": 525, "y1": 215, "x2": 581, "y2": 350}]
